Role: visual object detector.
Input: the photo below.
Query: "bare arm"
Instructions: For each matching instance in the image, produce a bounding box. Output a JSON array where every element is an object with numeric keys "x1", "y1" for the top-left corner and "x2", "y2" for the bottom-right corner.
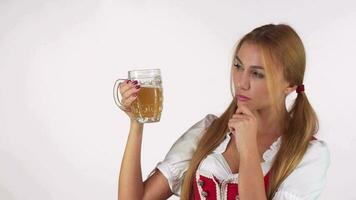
[
  {"x1": 228, "y1": 104, "x2": 267, "y2": 200},
  {"x1": 117, "y1": 80, "x2": 173, "y2": 200},
  {"x1": 238, "y1": 145, "x2": 267, "y2": 200},
  {"x1": 118, "y1": 121, "x2": 144, "y2": 199},
  {"x1": 118, "y1": 120, "x2": 173, "y2": 200}
]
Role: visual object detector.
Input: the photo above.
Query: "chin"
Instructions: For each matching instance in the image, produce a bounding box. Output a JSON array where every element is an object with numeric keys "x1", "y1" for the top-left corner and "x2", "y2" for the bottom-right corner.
[
  {"x1": 237, "y1": 101, "x2": 251, "y2": 107},
  {"x1": 237, "y1": 100, "x2": 250, "y2": 104},
  {"x1": 237, "y1": 101, "x2": 259, "y2": 110}
]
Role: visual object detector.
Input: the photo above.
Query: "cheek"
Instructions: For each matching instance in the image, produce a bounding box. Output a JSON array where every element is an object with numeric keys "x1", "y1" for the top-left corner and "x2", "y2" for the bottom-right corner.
[
  {"x1": 252, "y1": 82, "x2": 269, "y2": 97},
  {"x1": 232, "y1": 70, "x2": 239, "y2": 86},
  {"x1": 252, "y1": 82, "x2": 273, "y2": 106}
]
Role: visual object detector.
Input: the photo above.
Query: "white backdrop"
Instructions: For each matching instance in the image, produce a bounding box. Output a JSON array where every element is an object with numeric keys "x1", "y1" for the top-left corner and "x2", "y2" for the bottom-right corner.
[{"x1": 1, "y1": 0, "x2": 356, "y2": 199}]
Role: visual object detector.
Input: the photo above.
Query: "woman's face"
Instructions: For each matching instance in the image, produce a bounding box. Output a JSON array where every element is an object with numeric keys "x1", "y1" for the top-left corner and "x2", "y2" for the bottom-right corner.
[{"x1": 232, "y1": 42, "x2": 287, "y2": 111}]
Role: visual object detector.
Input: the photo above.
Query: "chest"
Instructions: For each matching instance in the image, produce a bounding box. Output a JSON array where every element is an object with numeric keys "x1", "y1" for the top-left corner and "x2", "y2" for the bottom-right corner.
[
  {"x1": 222, "y1": 139, "x2": 271, "y2": 174},
  {"x1": 193, "y1": 169, "x2": 271, "y2": 200},
  {"x1": 192, "y1": 135, "x2": 276, "y2": 199}
]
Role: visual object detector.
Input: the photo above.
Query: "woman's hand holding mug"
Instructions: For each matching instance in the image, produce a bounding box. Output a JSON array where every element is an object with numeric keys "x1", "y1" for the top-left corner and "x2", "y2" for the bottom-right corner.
[
  {"x1": 117, "y1": 79, "x2": 141, "y2": 121},
  {"x1": 114, "y1": 69, "x2": 164, "y2": 123}
]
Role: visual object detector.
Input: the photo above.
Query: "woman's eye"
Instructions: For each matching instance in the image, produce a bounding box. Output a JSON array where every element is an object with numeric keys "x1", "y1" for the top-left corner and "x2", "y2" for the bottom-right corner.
[
  {"x1": 251, "y1": 71, "x2": 265, "y2": 78},
  {"x1": 233, "y1": 63, "x2": 243, "y2": 70}
]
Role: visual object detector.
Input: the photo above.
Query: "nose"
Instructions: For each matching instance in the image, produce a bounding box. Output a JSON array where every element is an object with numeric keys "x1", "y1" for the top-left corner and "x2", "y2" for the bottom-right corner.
[{"x1": 237, "y1": 71, "x2": 250, "y2": 90}]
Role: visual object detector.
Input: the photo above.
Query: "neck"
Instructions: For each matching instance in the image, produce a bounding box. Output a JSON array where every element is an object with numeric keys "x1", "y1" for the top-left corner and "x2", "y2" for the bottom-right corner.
[{"x1": 256, "y1": 106, "x2": 289, "y2": 139}]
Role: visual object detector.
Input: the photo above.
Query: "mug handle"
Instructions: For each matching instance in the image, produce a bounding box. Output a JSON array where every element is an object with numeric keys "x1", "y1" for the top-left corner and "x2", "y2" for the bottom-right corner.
[{"x1": 113, "y1": 78, "x2": 128, "y2": 109}]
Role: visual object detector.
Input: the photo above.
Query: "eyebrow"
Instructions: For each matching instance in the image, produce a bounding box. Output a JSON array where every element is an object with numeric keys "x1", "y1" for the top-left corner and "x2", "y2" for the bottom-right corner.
[{"x1": 235, "y1": 56, "x2": 265, "y2": 70}]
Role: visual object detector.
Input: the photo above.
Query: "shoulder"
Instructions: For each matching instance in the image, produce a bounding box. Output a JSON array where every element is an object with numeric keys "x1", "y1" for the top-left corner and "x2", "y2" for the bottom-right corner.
[
  {"x1": 169, "y1": 114, "x2": 218, "y2": 151},
  {"x1": 155, "y1": 114, "x2": 218, "y2": 195},
  {"x1": 275, "y1": 138, "x2": 330, "y2": 199},
  {"x1": 298, "y1": 138, "x2": 330, "y2": 174},
  {"x1": 287, "y1": 138, "x2": 330, "y2": 181},
  {"x1": 193, "y1": 114, "x2": 218, "y2": 129},
  {"x1": 176, "y1": 114, "x2": 218, "y2": 141},
  {"x1": 305, "y1": 138, "x2": 330, "y2": 164}
]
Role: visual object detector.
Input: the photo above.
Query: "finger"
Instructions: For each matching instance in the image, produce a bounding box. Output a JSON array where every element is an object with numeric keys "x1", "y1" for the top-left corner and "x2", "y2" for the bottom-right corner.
[
  {"x1": 119, "y1": 80, "x2": 139, "y2": 95},
  {"x1": 231, "y1": 113, "x2": 247, "y2": 119},
  {"x1": 121, "y1": 93, "x2": 139, "y2": 107},
  {"x1": 228, "y1": 121, "x2": 236, "y2": 133},
  {"x1": 240, "y1": 104, "x2": 256, "y2": 117},
  {"x1": 119, "y1": 105, "x2": 131, "y2": 112},
  {"x1": 228, "y1": 120, "x2": 242, "y2": 134},
  {"x1": 228, "y1": 120, "x2": 237, "y2": 126},
  {"x1": 228, "y1": 118, "x2": 248, "y2": 130},
  {"x1": 228, "y1": 118, "x2": 247, "y2": 126},
  {"x1": 236, "y1": 105, "x2": 255, "y2": 119},
  {"x1": 228, "y1": 118, "x2": 240, "y2": 127},
  {"x1": 231, "y1": 113, "x2": 245, "y2": 117},
  {"x1": 229, "y1": 127, "x2": 235, "y2": 133},
  {"x1": 122, "y1": 84, "x2": 141, "y2": 99},
  {"x1": 236, "y1": 105, "x2": 248, "y2": 114},
  {"x1": 118, "y1": 79, "x2": 131, "y2": 93}
]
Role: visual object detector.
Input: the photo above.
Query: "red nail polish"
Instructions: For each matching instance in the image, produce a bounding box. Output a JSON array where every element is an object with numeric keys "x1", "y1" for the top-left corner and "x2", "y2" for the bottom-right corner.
[
  {"x1": 135, "y1": 85, "x2": 141, "y2": 89},
  {"x1": 126, "y1": 80, "x2": 131, "y2": 84},
  {"x1": 132, "y1": 80, "x2": 138, "y2": 85}
]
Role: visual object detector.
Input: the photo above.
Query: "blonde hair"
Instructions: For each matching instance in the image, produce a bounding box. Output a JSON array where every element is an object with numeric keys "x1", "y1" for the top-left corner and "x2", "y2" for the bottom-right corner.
[{"x1": 180, "y1": 24, "x2": 319, "y2": 199}]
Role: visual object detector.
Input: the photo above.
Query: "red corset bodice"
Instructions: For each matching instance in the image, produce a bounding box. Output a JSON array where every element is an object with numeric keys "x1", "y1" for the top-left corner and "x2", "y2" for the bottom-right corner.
[{"x1": 193, "y1": 169, "x2": 272, "y2": 200}]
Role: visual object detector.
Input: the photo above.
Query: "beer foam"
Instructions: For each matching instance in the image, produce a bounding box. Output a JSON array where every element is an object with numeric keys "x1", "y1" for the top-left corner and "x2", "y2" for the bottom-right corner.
[{"x1": 141, "y1": 85, "x2": 162, "y2": 89}]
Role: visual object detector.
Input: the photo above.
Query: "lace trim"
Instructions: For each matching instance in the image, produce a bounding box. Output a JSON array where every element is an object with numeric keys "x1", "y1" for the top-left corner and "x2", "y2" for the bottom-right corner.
[
  {"x1": 262, "y1": 136, "x2": 282, "y2": 162},
  {"x1": 212, "y1": 132, "x2": 282, "y2": 162}
]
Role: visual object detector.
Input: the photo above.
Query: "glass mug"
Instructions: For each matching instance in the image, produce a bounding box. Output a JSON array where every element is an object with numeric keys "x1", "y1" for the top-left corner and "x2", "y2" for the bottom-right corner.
[{"x1": 113, "y1": 69, "x2": 163, "y2": 123}]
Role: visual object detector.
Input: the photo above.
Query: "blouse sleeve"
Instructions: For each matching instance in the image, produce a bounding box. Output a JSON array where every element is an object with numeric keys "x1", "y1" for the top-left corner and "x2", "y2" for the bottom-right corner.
[
  {"x1": 272, "y1": 139, "x2": 331, "y2": 200},
  {"x1": 153, "y1": 114, "x2": 217, "y2": 196}
]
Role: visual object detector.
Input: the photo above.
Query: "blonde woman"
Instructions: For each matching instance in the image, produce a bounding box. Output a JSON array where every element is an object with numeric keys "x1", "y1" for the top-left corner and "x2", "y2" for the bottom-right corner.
[{"x1": 118, "y1": 24, "x2": 330, "y2": 200}]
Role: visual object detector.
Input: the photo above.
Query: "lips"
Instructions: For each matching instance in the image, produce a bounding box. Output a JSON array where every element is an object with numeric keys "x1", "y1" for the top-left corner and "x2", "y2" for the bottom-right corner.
[{"x1": 236, "y1": 95, "x2": 250, "y2": 101}]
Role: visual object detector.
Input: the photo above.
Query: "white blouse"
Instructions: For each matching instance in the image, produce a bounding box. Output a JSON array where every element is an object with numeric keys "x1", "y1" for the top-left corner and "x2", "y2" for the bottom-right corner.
[{"x1": 154, "y1": 114, "x2": 330, "y2": 199}]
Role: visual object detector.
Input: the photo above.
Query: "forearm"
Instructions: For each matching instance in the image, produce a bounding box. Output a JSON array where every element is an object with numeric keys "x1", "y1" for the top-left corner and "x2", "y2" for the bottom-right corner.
[
  {"x1": 118, "y1": 121, "x2": 145, "y2": 200},
  {"x1": 238, "y1": 145, "x2": 267, "y2": 200}
]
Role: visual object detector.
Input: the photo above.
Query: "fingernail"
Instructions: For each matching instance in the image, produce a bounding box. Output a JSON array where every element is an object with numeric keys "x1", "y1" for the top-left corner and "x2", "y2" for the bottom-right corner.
[
  {"x1": 132, "y1": 80, "x2": 138, "y2": 85},
  {"x1": 126, "y1": 80, "x2": 131, "y2": 84},
  {"x1": 135, "y1": 85, "x2": 141, "y2": 89}
]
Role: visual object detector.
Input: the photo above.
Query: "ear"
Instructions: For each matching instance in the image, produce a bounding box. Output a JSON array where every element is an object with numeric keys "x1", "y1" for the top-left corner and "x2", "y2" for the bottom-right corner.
[{"x1": 284, "y1": 84, "x2": 297, "y2": 96}]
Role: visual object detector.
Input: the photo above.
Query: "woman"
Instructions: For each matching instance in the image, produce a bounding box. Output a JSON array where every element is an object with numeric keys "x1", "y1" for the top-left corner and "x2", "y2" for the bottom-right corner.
[{"x1": 117, "y1": 24, "x2": 330, "y2": 200}]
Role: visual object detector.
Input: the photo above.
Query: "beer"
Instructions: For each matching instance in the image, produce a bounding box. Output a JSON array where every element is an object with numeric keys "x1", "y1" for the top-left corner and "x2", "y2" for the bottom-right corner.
[
  {"x1": 114, "y1": 68, "x2": 163, "y2": 123},
  {"x1": 131, "y1": 86, "x2": 163, "y2": 123}
]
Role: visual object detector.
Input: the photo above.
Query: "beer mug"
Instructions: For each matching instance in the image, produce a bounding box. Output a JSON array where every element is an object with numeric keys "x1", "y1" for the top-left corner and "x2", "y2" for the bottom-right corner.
[{"x1": 113, "y1": 69, "x2": 163, "y2": 123}]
